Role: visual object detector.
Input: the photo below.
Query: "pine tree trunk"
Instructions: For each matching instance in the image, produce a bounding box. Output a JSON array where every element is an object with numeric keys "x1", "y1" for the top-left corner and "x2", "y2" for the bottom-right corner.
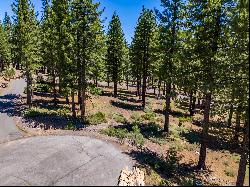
[
  {"x1": 228, "y1": 90, "x2": 235, "y2": 127},
  {"x1": 189, "y1": 91, "x2": 194, "y2": 116},
  {"x1": 197, "y1": 92, "x2": 212, "y2": 170},
  {"x1": 164, "y1": 84, "x2": 171, "y2": 134},
  {"x1": 126, "y1": 76, "x2": 129, "y2": 90},
  {"x1": 95, "y1": 76, "x2": 98, "y2": 87},
  {"x1": 233, "y1": 106, "x2": 241, "y2": 142},
  {"x1": 66, "y1": 96, "x2": 69, "y2": 104},
  {"x1": 58, "y1": 74, "x2": 62, "y2": 94},
  {"x1": 137, "y1": 77, "x2": 140, "y2": 97},
  {"x1": 107, "y1": 76, "x2": 110, "y2": 87},
  {"x1": 114, "y1": 79, "x2": 118, "y2": 98},
  {"x1": 71, "y1": 91, "x2": 76, "y2": 118},
  {"x1": 53, "y1": 71, "x2": 57, "y2": 106},
  {"x1": 228, "y1": 104, "x2": 234, "y2": 128},
  {"x1": 236, "y1": 105, "x2": 249, "y2": 186},
  {"x1": 163, "y1": 82, "x2": 166, "y2": 95},
  {"x1": 158, "y1": 80, "x2": 161, "y2": 99},
  {"x1": 81, "y1": 60, "x2": 86, "y2": 120},
  {"x1": 191, "y1": 91, "x2": 196, "y2": 116},
  {"x1": 26, "y1": 71, "x2": 32, "y2": 108},
  {"x1": 142, "y1": 74, "x2": 147, "y2": 109}
]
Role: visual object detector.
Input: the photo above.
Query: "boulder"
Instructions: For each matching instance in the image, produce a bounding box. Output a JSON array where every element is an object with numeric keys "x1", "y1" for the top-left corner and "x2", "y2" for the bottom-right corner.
[{"x1": 118, "y1": 167, "x2": 145, "y2": 186}]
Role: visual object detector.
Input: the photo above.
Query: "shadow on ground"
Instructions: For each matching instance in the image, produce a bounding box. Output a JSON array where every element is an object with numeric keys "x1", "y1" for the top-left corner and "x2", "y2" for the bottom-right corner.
[{"x1": 110, "y1": 100, "x2": 143, "y2": 111}]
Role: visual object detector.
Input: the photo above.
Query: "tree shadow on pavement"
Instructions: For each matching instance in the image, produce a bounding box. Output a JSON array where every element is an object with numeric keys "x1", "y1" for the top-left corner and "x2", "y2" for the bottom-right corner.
[{"x1": 0, "y1": 94, "x2": 26, "y2": 116}]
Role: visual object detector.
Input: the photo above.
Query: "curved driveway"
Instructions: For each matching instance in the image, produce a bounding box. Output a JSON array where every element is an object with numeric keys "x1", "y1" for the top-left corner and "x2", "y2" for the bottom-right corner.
[
  {"x1": 0, "y1": 136, "x2": 133, "y2": 186},
  {"x1": 0, "y1": 78, "x2": 134, "y2": 186}
]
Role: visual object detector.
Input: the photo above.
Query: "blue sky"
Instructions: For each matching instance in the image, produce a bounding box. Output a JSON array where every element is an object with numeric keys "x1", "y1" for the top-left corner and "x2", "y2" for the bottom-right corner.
[{"x1": 0, "y1": 0, "x2": 162, "y2": 43}]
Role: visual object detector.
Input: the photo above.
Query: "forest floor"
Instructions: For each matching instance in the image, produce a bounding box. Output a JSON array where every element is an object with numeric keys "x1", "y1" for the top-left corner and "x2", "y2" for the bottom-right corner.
[{"x1": 14, "y1": 76, "x2": 249, "y2": 186}]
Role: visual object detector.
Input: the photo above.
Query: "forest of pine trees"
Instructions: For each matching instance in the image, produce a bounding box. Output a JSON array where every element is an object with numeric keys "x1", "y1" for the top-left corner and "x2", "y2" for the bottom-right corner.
[{"x1": 0, "y1": 0, "x2": 248, "y2": 185}]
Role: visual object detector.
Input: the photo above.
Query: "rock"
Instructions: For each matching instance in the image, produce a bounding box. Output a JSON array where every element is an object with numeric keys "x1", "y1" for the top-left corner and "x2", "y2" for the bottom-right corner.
[{"x1": 118, "y1": 167, "x2": 145, "y2": 186}]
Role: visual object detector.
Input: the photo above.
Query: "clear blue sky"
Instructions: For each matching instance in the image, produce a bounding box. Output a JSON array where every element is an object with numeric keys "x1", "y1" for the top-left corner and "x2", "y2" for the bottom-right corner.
[{"x1": 0, "y1": 0, "x2": 162, "y2": 43}]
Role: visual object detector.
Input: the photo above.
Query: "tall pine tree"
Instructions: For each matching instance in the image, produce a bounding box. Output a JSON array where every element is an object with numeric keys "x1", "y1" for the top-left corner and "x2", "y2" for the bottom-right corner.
[{"x1": 106, "y1": 12, "x2": 126, "y2": 98}]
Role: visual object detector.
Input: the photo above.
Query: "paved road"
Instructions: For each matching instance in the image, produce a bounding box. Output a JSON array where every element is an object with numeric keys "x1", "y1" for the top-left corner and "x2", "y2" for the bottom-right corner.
[
  {"x1": 0, "y1": 78, "x2": 26, "y2": 143},
  {"x1": 0, "y1": 136, "x2": 133, "y2": 186},
  {"x1": 0, "y1": 78, "x2": 134, "y2": 186}
]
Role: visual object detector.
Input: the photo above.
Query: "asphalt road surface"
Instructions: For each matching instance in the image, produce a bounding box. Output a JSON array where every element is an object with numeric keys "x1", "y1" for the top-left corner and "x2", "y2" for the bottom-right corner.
[
  {"x1": 0, "y1": 136, "x2": 134, "y2": 186},
  {"x1": 0, "y1": 78, "x2": 26, "y2": 143},
  {"x1": 0, "y1": 79, "x2": 134, "y2": 186}
]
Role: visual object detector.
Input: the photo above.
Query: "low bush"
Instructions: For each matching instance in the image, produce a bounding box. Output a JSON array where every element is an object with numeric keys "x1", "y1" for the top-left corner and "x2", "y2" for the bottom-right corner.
[
  {"x1": 165, "y1": 147, "x2": 182, "y2": 175},
  {"x1": 128, "y1": 125, "x2": 145, "y2": 146},
  {"x1": 113, "y1": 113, "x2": 127, "y2": 124},
  {"x1": 224, "y1": 168, "x2": 236, "y2": 177},
  {"x1": 23, "y1": 108, "x2": 43, "y2": 118},
  {"x1": 4, "y1": 68, "x2": 15, "y2": 78},
  {"x1": 101, "y1": 126, "x2": 129, "y2": 139},
  {"x1": 23, "y1": 107, "x2": 71, "y2": 118},
  {"x1": 88, "y1": 85, "x2": 103, "y2": 96},
  {"x1": 87, "y1": 112, "x2": 107, "y2": 125},
  {"x1": 179, "y1": 116, "x2": 193, "y2": 124},
  {"x1": 142, "y1": 111, "x2": 156, "y2": 121},
  {"x1": 34, "y1": 83, "x2": 52, "y2": 93},
  {"x1": 101, "y1": 124, "x2": 145, "y2": 146},
  {"x1": 131, "y1": 112, "x2": 142, "y2": 123},
  {"x1": 64, "y1": 122, "x2": 76, "y2": 130}
]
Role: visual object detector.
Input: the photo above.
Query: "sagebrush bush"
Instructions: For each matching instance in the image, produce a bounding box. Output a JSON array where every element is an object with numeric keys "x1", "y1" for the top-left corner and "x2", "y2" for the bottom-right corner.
[
  {"x1": 101, "y1": 127, "x2": 129, "y2": 139},
  {"x1": 112, "y1": 113, "x2": 127, "y2": 124},
  {"x1": 87, "y1": 112, "x2": 107, "y2": 125},
  {"x1": 224, "y1": 168, "x2": 236, "y2": 177},
  {"x1": 4, "y1": 68, "x2": 15, "y2": 78},
  {"x1": 131, "y1": 112, "x2": 142, "y2": 123},
  {"x1": 101, "y1": 124, "x2": 145, "y2": 146},
  {"x1": 142, "y1": 111, "x2": 156, "y2": 121},
  {"x1": 179, "y1": 116, "x2": 193, "y2": 123},
  {"x1": 88, "y1": 85, "x2": 103, "y2": 95},
  {"x1": 65, "y1": 122, "x2": 75, "y2": 130},
  {"x1": 23, "y1": 107, "x2": 71, "y2": 118},
  {"x1": 34, "y1": 83, "x2": 52, "y2": 93}
]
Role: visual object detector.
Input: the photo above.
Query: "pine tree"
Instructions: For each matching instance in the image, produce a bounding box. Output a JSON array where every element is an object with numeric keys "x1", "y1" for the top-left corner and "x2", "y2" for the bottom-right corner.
[
  {"x1": 156, "y1": 0, "x2": 185, "y2": 134},
  {"x1": 106, "y1": 12, "x2": 126, "y2": 98},
  {"x1": 187, "y1": 0, "x2": 235, "y2": 170},
  {"x1": 88, "y1": 19, "x2": 106, "y2": 88},
  {"x1": 71, "y1": 0, "x2": 103, "y2": 119},
  {"x1": 12, "y1": 0, "x2": 41, "y2": 107},
  {"x1": 51, "y1": 0, "x2": 72, "y2": 104},
  {"x1": 130, "y1": 7, "x2": 159, "y2": 107},
  {"x1": 0, "y1": 21, "x2": 11, "y2": 72}
]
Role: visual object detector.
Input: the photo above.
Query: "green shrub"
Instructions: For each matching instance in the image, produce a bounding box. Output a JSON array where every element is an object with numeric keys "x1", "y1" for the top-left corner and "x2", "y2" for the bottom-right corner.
[
  {"x1": 23, "y1": 107, "x2": 71, "y2": 118},
  {"x1": 113, "y1": 113, "x2": 127, "y2": 124},
  {"x1": 165, "y1": 147, "x2": 182, "y2": 175},
  {"x1": 23, "y1": 108, "x2": 43, "y2": 117},
  {"x1": 179, "y1": 177, "x2": 194, "y2": 186},
  {"x1": 88, "y1": 85, "x2": 103, "y2": 96},
  {"x1": 131, "y1": 112, "x2": 142, "y2": 123},
  {"x1": 87, "y1": 112, "x2": 107, "y2": 125},
  {"x1": 35, "y1": 83, "x2": 52, "y2": 93},
  {"x1": 142, "y1": 111, "x2": 156, "y2": 121},
  {"x1": 224, "y1": 168, "x2": 236, "y2": 177},
  {"x1": 101, "y1": 124, "x2": 145, "y2": 146},
  {"x1": 101, "y1": 127, "x2": 129, "y2": 139},
  {"x1": 128, "y1": 125, "x2": 145, "y2": 146},
  {"x1": 65, "y1": 122, "x2": 75, "y2": 130},
  {"x1": 169, "y1": 125, "x2": 188, "y2": 140},
  {"x1": 4, "y1": 68, "x2": 15, "y2": 78},
  {"x1": 179, "y1": 116, "x2": 193, "y2": 124}
]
